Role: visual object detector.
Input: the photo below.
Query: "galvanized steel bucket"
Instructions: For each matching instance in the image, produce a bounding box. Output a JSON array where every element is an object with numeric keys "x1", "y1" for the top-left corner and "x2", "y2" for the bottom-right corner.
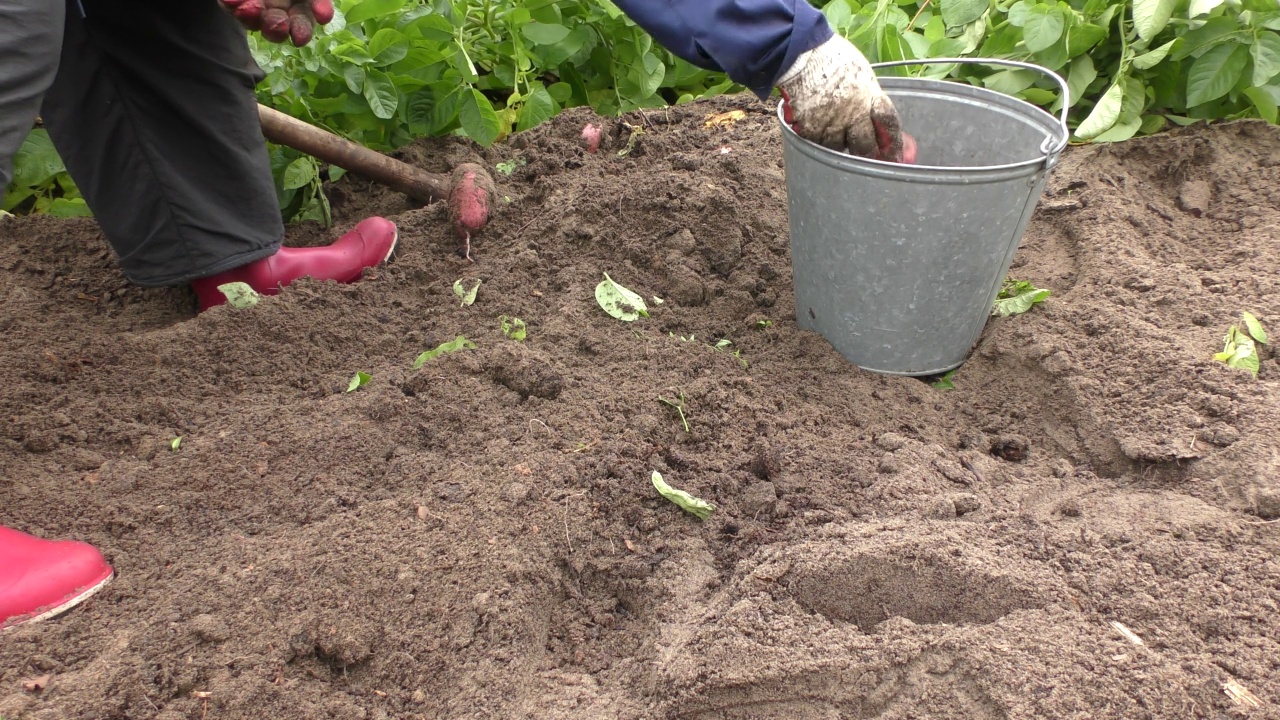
[{"x1": 777, "y1": 58, "x2": 1070, "y2": 376}]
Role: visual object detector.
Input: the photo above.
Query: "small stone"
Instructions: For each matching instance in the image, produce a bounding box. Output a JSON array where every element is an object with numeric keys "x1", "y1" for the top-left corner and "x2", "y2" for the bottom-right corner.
[
  {"x1": 412, "y1": 689, "x2": 427, "y2": 704},
  {"x1": 875, "y1": 432, "x2": 907, "y2": 451},
  {"x1": 951, "y1": 494, "x2": 981, "y2": 516},
  {"x1": 925, "y1": 498, "x2": 956, "y2": 519},
  {"x1": 190, "y1": 614, "x2": 231, "y2": 643},
  {"x1": 934, "y1": 459, "x2": 968, "y2": 484},
  {"x1": 991, "y1": 435, "x2": 1030, "y2": 462},
  {"x1": 1254, "y1": 489, "x2": 1280, "y2": 521},
  {"x1": 1057, "y1": 497, "x2": 1083, "y2": 517},
  {"x1": 877, "y1": 453, "x2": 900, "y2": 474},
  {"x1": 504, "y1": 482, "x2": 531, "y2": 504},
  {"x1": 740, "y1": 481, "x2": 778, "y2": 518},
  {"x1": 1177, "y1": 180, "x2": 1212, "y2": 217},
  {"x1": 748, "y1": 441, "x2": 781, "y2": 481}
]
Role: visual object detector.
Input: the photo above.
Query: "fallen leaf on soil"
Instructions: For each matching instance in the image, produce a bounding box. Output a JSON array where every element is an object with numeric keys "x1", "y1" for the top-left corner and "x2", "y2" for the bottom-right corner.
[
  {"x1": 704, "y1": 110, "x2": 746, "y2": 128},
  {"x1": 23, "y1": 674, "x2": 51, "y2": 691},
  {"x1": 651, "y1": 470, "x2": 714, "y2": 519},
  {"x1": 1223, "y1": 677, "x2": 1262, "y2": 707},
  {"x1": 1110, "y1": 620, "x2": 1146, "y2": 646}
]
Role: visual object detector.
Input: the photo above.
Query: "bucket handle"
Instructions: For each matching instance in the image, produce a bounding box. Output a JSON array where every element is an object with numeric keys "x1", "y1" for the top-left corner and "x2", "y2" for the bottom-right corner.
[{"x1": 870, "y1": 58, "x2": 1070, "y2": 165}]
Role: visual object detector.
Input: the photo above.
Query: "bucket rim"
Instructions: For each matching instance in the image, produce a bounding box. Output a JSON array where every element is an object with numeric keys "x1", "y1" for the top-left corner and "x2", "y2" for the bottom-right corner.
[{"x1": 777, "y1": 58, "x2": 1071, "y2": 174}]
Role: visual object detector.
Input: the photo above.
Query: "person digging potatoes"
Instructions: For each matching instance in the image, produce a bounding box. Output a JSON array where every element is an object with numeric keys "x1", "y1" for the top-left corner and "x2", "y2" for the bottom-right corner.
[{"x1": 0, "y1": 0, "x2": 905, "y2": 628}]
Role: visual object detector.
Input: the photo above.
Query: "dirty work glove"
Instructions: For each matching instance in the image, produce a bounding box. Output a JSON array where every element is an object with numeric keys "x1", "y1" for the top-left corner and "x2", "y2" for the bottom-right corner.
[
  {"x1": 777, "y1": 35, "x2": 916, "y2": 164},
  {"x1": 219, "y1": 0, "x2": 334, "y2": 47}
]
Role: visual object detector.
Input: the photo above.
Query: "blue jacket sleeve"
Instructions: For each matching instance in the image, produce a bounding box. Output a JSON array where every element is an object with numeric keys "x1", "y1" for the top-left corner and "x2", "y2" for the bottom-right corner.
[{"x1": 610, "y1": 0, "x2": 834, "y2": 100}]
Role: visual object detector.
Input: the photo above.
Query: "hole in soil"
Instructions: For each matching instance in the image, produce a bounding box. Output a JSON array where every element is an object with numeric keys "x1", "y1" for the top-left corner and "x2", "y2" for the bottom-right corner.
[{"x1": 788, "y1": 556, "x2": 1037, "y2": 630}]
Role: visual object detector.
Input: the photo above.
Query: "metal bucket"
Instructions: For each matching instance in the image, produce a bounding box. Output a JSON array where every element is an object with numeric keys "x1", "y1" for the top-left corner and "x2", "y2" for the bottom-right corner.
[{"x1": 778, "y1": 58, "x2": 1070, "y2": 376}]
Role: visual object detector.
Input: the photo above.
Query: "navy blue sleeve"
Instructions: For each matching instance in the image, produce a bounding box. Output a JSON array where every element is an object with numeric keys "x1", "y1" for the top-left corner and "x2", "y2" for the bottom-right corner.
[{"x1": 610, "y1": 0, "x2": 834, "y2": 100}]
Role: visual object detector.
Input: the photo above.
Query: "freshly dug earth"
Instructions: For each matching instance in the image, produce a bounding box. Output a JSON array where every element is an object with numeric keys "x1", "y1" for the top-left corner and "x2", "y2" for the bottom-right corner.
[{"x1": 3, "y1": 96, "x2": 1279, "y2": 720}]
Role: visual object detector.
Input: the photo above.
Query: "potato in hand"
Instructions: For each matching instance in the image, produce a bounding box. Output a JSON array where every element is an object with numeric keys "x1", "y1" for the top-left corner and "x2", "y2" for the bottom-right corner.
[{"x1": 219, "y1": 0, "x2": 333, "y2": 47}]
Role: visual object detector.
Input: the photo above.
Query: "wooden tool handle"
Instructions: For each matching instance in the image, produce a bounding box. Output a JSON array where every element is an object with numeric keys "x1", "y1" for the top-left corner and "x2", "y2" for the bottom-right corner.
[{"x1": 257, "y1": 104, "x2": 449, "y2": 203}]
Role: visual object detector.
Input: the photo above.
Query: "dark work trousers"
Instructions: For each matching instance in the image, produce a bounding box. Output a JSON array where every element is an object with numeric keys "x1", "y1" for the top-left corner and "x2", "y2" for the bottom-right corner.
[{"x1": 28, "y1": 0, "x2": 284, "y2": 286}]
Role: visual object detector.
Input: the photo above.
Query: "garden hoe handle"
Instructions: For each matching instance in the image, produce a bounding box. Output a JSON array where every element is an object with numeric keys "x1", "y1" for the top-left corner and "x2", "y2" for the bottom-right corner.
[{"x1": 257, "y1": 104, "x2": 449, "y2": 203}]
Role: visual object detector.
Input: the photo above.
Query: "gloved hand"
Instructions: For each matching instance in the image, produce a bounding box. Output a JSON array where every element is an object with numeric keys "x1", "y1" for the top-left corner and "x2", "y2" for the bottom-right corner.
[
  {"x1": 777, "y1": 34, "x2": 917, "y2": 164},
  {"x1": 219, "y1": 0, "x2": 334, "y2": 47}
]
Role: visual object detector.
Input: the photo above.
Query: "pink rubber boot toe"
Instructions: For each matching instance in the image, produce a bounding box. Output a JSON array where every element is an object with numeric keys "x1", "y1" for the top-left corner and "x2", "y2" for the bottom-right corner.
[{"x1": 1, "y1": 525, "x2": 113, "y2": 630}]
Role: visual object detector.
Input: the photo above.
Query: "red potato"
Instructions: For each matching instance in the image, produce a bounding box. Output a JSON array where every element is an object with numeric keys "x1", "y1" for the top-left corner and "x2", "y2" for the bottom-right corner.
[
  {"x1": 230, "y1": 0, "x2": 265, "y2": 26},
  {"x1": 260, "y1": 8, "x2": 290, "y2": 42},
  {"x1": 448, "y1": 163, "x2": 497, "y2": 260},
  {"x1": 581, "y1": 124, "x2": 601, "y2": 154},
  {"x1": 310, "y1": 0, "x2": 334, "y2": 24},
  {"x1": 287, "y1": 5, "x2": 314, "y2": 46}
]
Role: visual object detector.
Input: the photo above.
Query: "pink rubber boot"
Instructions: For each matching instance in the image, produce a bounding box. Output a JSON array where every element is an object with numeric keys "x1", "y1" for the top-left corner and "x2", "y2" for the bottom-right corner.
[
  {"x1": 191, "y1": 216, "x2": 398, "y2": 311},
  {"x1": 1, "y1": 525, "x2": 113, "y2": 630}
]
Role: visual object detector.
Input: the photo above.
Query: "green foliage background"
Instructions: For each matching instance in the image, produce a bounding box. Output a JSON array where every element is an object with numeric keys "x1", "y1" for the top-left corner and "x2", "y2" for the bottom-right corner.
[{"x1": 5, "y1": 0, "x2": 1279, "y2": 222}]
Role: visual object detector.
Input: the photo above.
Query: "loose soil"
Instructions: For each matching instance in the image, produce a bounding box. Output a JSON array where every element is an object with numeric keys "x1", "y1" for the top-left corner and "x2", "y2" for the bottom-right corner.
[{"x1": 2, "y1": 96, "x2": 1279, "y2": 720}]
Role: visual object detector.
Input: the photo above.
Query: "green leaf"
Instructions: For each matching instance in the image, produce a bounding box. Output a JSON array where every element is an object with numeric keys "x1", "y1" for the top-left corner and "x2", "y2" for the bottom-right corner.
[
  {"x1": 10, "y1": 130, "x2": 65, "y2": 189},
  {"x1": 1171, "y1": 16, "x2": 1240, "y2": 61},
  {"x1": 1075, "y1": 79, "x2": 1124, "y2": 138},
  {"x1": 1243, "y1": 86, "x2": 1279, "y2": 123},
  {"x1": 412, "y1": 335, "x2": 477, "y2": 369},
  {"x1": 547, "y1": 82, "x2": 573, "y2": 103},
  {"x1": 459, "y1": 88, "x2": 501, "y2": 146},
  {"x1": 1242, "y1": 312, "x2": 1268, "y2": 344},
  {"x1": 1091, "y1": 116, "x2": 1142, "y2": 142},
  {"x1": 346, "y1": 371, "x2": 371, "y2": 393},
  {"x1": 1066, "y1": 55, "x2": 1098, "y2": 110},
  {"x1": 1132, "y1": 0, "x2": 1177, "y2": 42},
  {"x1": 595, "y1": 272, "x2": 649, "y2": 322},
  {"x1": 1140, "y1": 114, "x2": 1168, "y2": 135},
  {"x1": 1233, "y1": 350, "x2": 1261, "y2": 376},
  {"x1": 517, "y1": 83, "x2": 557, "y2": 132},
  {"x1": 824, "y1": 0, "x2": 854, "y2": 31},
  {"x1": 1251, "y1": 31, "x2": 1280, "y2": 86},
  {"x1": 452, "y1": 278, "x2": 481, "y2": 306},
  {"x1": 282, "y1": 157, "x2": 317, "y2": 191},
  {"x1": 344, "y1": 0, "x2": 404, "y2": 26},
  {"x1": 992, "y1": 279, "x2": 1051, "y2": 317},
  {"x1": 1188, "y1": 0, "x2": 1226, "y2": 16},
  {"x1": 1186, "y1": 42, "x2": 1249, "y2": 107},
  {"x1": 522, "y1": 21, "x2": 571, "y2": 45},
  {"x1": 46, "y1": 197, "x2": 92, "y2": 218},
  {"x1": 409, "y1": 14, "x2": 455, "y2": 43},
  {"x1": 932, "y1": 369, "x2": 957, "y2": 390},
  {"x1": 429, "y1": 86, "x2": 463, "y2": 134},
  {"x1": 1007, "y1": 0, "x2": 1030, "y2": 27},
  {"x1": 170, "y1": 437, "x2": 182, "y2": 451},
  {"x1": 1132, "y1": 40, "x2": 1175, "y2": 70},
  {"x1": 363, "y1": 68, "x2": 399, "y2": 119},
  {"x1": 1023, "y1": 6, "x2": 1066, "y2": 53},
  {"x1": 500, "y1": 316, "x2": 527, "y2": 341},
  {"x1": 983, "y1": 69, "x2": 1039, "y2": 95},
  {"x1": 1067, "y1": 23, "x2": 1108, "y2": 56},
  {"x1": 217, "y1": 282, "x2": 261, "y2": 309},
  {"x1": 368, "y1": 28, "x2": 410, "y2": 65},
  {"x1": 651, "y1": 470, "x2": 714, "y2": 520},
  {"x1": 940, "y1": 0, "x2": 988, "y2": 28}
]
